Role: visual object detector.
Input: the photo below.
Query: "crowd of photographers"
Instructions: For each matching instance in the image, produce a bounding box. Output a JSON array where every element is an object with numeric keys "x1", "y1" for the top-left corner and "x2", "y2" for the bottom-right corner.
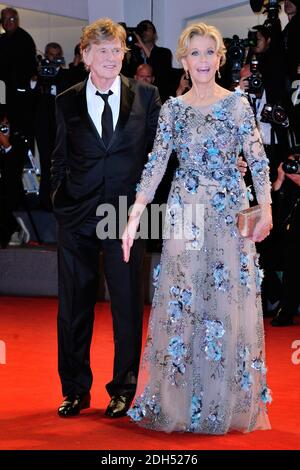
[
  {"x1": 0, "y1": 2, "x2": 299, "y2": 324},
  {"x1": 227, "y1": 0, "x2": 300, "y2": 327}
]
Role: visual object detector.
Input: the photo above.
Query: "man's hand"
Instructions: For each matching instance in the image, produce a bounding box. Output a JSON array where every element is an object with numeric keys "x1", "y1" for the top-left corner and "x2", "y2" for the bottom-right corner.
[
  {"x1": 237, "y1": 156, "x2": 247, "y2": 176},
  {"x1": 0, "y1": 130, "x2": 10, "y2": 150},
  {"x1": 176, "y1": 74, "x2": 191, "y2": 96},
  {"x1": 286, "y1": 172, "x2": 300, "y2": 187},
  {"x1": 134, "y1": 32, "x2": 151, "y2": 58},
  {"x1": 239, "y1": 76, "x2": 250, "y2": 92},
  {"x1": 239, "y1": 64, "x2": 251, "y2": 92},
  {"x1": 272, "y1": 162, "x2": 286, "y2": 191}
]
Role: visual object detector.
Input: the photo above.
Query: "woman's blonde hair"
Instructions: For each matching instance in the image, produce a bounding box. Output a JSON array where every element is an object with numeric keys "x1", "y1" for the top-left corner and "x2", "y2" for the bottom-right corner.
[
  {"x1": 80, "y1": 18, "x2": 128, "y2": 53},
  {"x1": 176, "y1": 23, "x2": 226, "y2": 66}
]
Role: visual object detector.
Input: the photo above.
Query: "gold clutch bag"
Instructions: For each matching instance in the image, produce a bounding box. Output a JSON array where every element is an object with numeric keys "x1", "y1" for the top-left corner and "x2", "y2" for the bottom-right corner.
[{"x1": 237, "y1": 205, "x2": 262, "y2": 238}]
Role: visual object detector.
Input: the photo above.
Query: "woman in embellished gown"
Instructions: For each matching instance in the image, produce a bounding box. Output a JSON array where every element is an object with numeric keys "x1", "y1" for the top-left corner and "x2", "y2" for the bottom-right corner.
[{"x1": 122, "y1": 23, "x2": 273, "y2": 434}]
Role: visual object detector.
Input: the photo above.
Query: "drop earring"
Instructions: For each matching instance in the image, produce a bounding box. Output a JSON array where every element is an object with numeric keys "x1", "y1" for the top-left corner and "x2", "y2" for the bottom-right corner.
[
  {"x1": 185, "y1": 70, "x2": 190, "y2": 81},
  {"x1": 217, "y1": 69, "x2": 221, "y2": 79}
]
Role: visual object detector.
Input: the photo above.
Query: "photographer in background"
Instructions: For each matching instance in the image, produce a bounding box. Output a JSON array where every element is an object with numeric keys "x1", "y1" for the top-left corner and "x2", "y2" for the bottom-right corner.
[
  {"x1": 282, "y1": 1, "x2": 300, "y2": 148},
  {"x1": 239, "y1": 24, "x2": 291, "y2": 318},
  {"x1": 0, "y1": 7, "x2": 37, "y2": 151},
  {"x1": 68, "y1": 43, "x2": 88, "y2": 86},
  {"x1": 268, "y1": 152, "x2": 300, "y2": 326},
  {"x1": 0, "y1": 104, "x2": 30, "y2": 248},
  {"x1": 122, "y1": 20, "x2": 173, "y2": 102},
  {"x1": 34, "y1": 42, "x2": 71, "y2": 210},
  {"x1": 239, "y1": 24, "x2": 289, "y2": 181},
  {"x1": 283, "y1": 0, "x2": 300, "y2": 84}
]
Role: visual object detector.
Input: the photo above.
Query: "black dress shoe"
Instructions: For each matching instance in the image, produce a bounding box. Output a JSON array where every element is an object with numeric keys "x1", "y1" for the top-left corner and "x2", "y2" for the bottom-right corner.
[
  {"x1": 105, "y1": 395, "x2": 133, "y2": 418},
  {"x1": 270, "y1": 309, "x2": 293, "y2": 327},
  {"x1": 58, "y1": 392, "x2": 91, "y2": 417}
]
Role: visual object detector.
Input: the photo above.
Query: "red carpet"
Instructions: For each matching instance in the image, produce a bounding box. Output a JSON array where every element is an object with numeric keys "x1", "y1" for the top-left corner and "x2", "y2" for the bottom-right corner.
[{"x1": 0, "y1": 296, "x2": 300, "y2": 450}]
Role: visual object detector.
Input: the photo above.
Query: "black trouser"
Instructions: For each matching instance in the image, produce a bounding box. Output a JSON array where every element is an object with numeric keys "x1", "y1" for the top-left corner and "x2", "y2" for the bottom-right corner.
[
  {"x1": 264, "y1": 143, "x2": 286, "y2": 183},
  {"x1": 0, "y1": 200, "x2": 19, "y2": 247},
  {"x1": 260, "y1": 240, "x2": 300, "y2": 319},
  {"x1": 6, "y1": 88, "x2": 36, "y2": 152},
  {"x1": 0, "y1": 146, "x2": 25, "y2": 247},
  {"x1": 35, "y1": 95, "x2": 56, "y2": 211},
  {"x1": 57, "y1": 216, "x2": 145, "y2": 398},
  {"x1": 281, "y1": 242, "x2": 300, "y2": 319}
]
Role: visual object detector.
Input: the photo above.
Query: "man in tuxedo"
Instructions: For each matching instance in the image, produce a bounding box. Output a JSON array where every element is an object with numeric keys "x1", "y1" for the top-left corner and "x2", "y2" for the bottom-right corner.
[{"x1": 51, "y1": 18, "x2": 161, "y2": 418}]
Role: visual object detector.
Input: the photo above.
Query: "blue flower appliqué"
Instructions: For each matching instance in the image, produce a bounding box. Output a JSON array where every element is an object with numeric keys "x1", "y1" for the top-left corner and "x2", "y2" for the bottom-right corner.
[
  {"x1": 212, "y1": 262, "x2": 230, "y2": 292},
  {"x1": 188, "y1": 394, "x2": 203, "y2": 431},
  {"x1": 211, "y1": 192, "x2": 226, "y2": 212},
  {"x1": 204, "y1": 319, "x2": 225, "y2": 362},
  {"x1": 152, "y1": 263, "x2": 161, "y2": 288},
  {"x1": 184, "y1": 171, "x2": 200, "y2": 194},
  {"x1": 168, "y1": 336, "x2": 187, "y2": 359},
  {"x1": 168, "y1": 285, "x2": 193, "y2": 321}
]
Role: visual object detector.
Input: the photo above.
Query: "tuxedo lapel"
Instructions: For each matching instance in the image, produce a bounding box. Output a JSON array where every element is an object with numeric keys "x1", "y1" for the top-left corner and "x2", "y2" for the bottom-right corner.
[
  {"x1": 76, "y1": 80, "x2": 106, "y2": 150},
  {"x1": 75, "y1": 75, "x2": 135, "y2": 151}
]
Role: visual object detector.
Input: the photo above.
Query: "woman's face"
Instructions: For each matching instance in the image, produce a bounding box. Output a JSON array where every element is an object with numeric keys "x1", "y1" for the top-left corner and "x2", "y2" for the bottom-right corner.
[{"x1": 181, "y1": 35, "x2": 220, "y2": 85}]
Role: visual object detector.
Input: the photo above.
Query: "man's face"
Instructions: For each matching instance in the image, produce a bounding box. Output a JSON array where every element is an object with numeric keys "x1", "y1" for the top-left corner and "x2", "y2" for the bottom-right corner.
[
  {"x1": 83, "y1": 39, "x2": 124, "y2": 83},
  {"x1": 252, "y1": 32, "x2": 270, "y2": 54},
  {"x1": 140, "y1": 24, "x2": 155, "y2": 43},
  {"x1": 135, "y1": 66, "x2": 154, "y2": 84},
  {"x1": 46, "y1": 47, "x2": 63, "y2": 62},
  {"x1": 1, "y1": 10, "x2": 18, "y2": 34},
  {"x1": 284, "y1": 0, "x2": 297, "y2": 16}
]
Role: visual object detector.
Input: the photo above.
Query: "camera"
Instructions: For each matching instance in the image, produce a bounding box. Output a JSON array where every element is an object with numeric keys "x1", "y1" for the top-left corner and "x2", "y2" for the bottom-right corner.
[
  {"x1": 38, "y1": 56, "x2": 65, "y2": 78},
  {"x1": 282, "y1": 154, "x2": 300, "y2": 174},
  {"x1": 119, "y1": 23, "x2": 137, "y2": 48},
  {"x1": 0, "y1": 124, "x2": 9, "y2": 135},
  {"x1": 248, "y1": 54, "x2": 263, "y2": 95},
  {"x1": 227, "y1": 32, "x2": 257, "y2": 83},
  {"x1": 126, "y1": 27, "x2": 137, "y2": 47},
  {"x1": 261, "y1": 103, "x2": 289, "y2": 127},
  {"x1": 227, "y1": 35, "x2": 246, "y2": 83},
  {"x1": 250, "y1": 0, "x2": 282, "y2": 22}
]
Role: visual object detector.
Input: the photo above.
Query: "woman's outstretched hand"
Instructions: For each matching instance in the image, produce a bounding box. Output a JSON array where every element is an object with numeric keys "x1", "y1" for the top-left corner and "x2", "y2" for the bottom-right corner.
[
  {"x1": 122, "y1": 224, "x2": 135, "y2": 263},
  {"x1": 122, "y1": 199, "x2": 147, "y2": 262},
  {"x1": 122, "y1": 214, "x2": 141, "y2": 262}
]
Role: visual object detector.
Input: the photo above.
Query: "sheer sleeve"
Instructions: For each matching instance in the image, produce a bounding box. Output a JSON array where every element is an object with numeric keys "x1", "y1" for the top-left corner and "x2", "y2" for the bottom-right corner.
[
  {"x1": 237, "y1": 94, "x2": 272, "y2": 204},
  {"x1": 136, "y1": 99, "x2": 174, "y2": 203}
]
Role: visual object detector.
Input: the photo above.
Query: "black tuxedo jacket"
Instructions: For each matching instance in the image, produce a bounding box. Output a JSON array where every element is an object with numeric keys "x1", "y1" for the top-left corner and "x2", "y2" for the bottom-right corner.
[{"x1": 51, "y1": 75, "x2": 161, "y2": 230}]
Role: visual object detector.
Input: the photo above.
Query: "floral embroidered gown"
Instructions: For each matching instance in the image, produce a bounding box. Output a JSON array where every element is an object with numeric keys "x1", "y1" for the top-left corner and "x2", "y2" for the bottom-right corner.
[{"x1": 128, "y1": 90, "x2": 272, "y2": 434}]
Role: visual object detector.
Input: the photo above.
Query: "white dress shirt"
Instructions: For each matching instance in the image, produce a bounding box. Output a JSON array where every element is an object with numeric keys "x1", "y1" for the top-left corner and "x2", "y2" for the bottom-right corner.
[
  {"x1": 249, "y1": 90, "x2": 277, "y2": 145},
  {"x1": 86, "y1": 74, "x2": 121, "y2": 138}
]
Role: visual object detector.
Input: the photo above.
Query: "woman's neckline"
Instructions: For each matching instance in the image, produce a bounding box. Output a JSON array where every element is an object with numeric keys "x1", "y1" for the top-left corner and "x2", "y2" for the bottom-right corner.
[{"x1": 177, "y1": 91, "x2": 234, "y2": 109}]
